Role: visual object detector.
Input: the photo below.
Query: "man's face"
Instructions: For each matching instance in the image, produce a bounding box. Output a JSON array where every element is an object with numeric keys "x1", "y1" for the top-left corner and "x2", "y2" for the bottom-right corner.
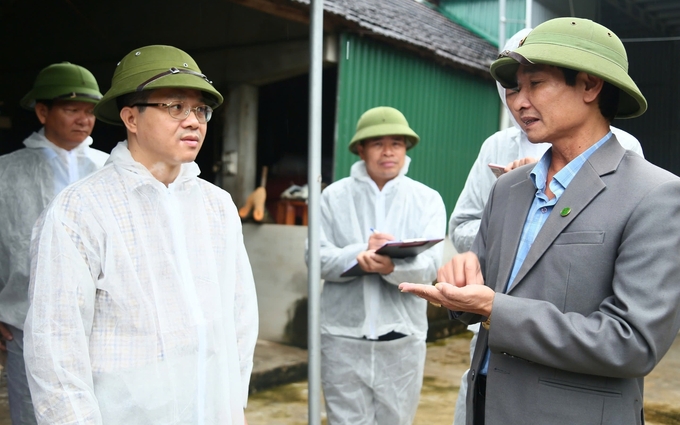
[
  {"x1": 124, "y1": 88, "x2": 207, "y2": 173},
  {"x1": 35, "y1": 100, "x2": 96, "y2": 151},
  {"x1": 356, "y1": 135, "x2": 407, "y2": 189},
  {"x1": 508, "y1": 64, "x2": 587, "y2": 144}
]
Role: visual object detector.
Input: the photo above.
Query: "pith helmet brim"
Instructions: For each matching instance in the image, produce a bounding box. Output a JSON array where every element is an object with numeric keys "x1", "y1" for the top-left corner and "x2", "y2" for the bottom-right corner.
[
  {"x1": 94, "y1": 45, "x2": 223, "y2": 125},
  {"x1": 348, "y1": 107, "x2": 420, "y2": 155},
  {"x1": 20, "y1": 62, "x2": 102, "y2": 110},
  {"x1": 490, "y1": 18, "x2": 647, "y2": 119}
]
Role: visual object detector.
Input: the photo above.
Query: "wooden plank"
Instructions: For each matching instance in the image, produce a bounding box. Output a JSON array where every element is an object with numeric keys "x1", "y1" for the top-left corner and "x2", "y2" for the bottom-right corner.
[{"x1": 227, "y1": 0, "x2": 310, "y2": 24}]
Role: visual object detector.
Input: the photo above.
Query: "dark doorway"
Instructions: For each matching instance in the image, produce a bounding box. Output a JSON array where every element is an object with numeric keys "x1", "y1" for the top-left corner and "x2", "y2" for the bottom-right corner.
[{"x1": 256, "y1": 66, "x2": 337, "y2": 222}]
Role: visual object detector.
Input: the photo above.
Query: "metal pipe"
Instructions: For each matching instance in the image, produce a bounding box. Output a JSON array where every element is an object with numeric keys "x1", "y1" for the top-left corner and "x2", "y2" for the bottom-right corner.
[
  {"x1": 498, "y1": 0, "x2": 509, "y2": 131},
  {"x1": 307, "y1": 0, "x2": 323, "y2": 424},
  {"x1": 499, "y1": 0, "x2": 507, "y2": 51},
  {"x1": 622, "y1": 36, "x2": 680, "y2": 42},
  {"x1": 525, "y1": 0, "x2": 533, "y2": 29}
]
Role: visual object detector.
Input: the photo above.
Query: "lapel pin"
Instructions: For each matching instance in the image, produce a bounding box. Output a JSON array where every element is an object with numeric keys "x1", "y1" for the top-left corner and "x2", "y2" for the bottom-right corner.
[{"x1": 560, "y1": 207, "x2": 571, "y2": 217}]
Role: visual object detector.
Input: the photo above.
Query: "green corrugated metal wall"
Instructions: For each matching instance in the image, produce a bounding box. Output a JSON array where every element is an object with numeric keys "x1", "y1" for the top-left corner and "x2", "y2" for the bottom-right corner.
[
  {"x1": 438, "y1": 0, "x2": 526, "y2": 47},
  {"x1": 334, "y1": 33, "x2": 500, "y2": 218}
]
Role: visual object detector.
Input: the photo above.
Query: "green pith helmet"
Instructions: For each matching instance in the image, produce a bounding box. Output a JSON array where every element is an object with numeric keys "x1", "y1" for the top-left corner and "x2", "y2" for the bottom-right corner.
[
  {"x1": 20, "y1": 62, "x2": 102, "y2": 110},
  {"x1": 490, "y1": 17, "x2": 647, "y2": 119},
  {"x1": 94, "y1": 45, "x2": 224, "y2": 125},
  {"x1": 348, "y1": 107, "x2": 420, "y2": 155}
]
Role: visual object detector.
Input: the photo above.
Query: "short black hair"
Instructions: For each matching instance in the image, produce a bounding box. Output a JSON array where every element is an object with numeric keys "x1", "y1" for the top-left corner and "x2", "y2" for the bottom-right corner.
[
  {"x1": 559, "y1": 67, "x2": 579, "y2": 86},
  {"x1": 116, "y1": 91, "x2": 151, "y2": 113},
  {"x1": 35, "y1": 99, "x2": 54, "y2": 108},
  {"x1": 557, "y1": 66, "x2": 619, "y2": 122}
]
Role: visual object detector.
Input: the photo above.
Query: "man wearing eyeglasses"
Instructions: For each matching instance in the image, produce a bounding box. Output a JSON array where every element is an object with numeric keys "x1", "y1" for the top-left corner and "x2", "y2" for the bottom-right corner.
[
  {"x1": 23, "y1": 45, "x2": 258, "y2": 425},
  {"x1": 0, "y1": 61, "x2": 107, "y2": 425}
]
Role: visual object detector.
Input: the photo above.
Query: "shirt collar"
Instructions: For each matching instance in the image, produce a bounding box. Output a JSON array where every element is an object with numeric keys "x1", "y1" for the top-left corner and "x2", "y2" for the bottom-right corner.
[{"x1": 530, "y1": 131, "x2": 612, "y2": 192}]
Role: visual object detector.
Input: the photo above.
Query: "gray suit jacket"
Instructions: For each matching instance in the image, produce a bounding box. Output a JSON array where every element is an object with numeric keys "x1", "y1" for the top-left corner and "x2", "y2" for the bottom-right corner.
[{"x1": 466, "y1": 137, "x2": 680, "y2": 425}]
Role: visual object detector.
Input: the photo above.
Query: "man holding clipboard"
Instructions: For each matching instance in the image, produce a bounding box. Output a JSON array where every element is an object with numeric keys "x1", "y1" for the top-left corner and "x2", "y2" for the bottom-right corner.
[
  {"x1": 306, "y1": 107, "x2": 446, "y2": 425},
  {"x1": 341, "y1": 236, "x2": 444, "y2": 277}
]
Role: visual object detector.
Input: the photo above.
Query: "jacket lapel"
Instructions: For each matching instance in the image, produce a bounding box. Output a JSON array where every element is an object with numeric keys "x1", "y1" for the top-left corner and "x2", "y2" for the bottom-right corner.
[
  {"x1": 495, "y1": 174, "x2": 535, "y2": 292},
  {"x1": 506, "y1": 137, "x2": 625, "y2": 293}
]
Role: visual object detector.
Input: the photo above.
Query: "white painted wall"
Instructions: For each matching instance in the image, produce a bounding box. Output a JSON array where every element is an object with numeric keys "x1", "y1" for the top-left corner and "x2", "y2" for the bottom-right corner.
[
  {"x1": 243, "y1": 224, "x2": 310, "y2": 343},
  {"x1": 243, "y1": 223, "x2": 457, "y2": 344}
]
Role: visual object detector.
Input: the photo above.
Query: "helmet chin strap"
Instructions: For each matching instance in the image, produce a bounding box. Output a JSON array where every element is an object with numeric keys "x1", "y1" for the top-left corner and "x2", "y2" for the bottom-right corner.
[
  {"x1": 135, "y1": 67, "x2": 213, "y2": 92},
  {"x1": 54, "y1": 92, "x2": 103, "y2": 101},
  {"x1": 498, "y1": 50, "x2": 534, "y2": 66}
]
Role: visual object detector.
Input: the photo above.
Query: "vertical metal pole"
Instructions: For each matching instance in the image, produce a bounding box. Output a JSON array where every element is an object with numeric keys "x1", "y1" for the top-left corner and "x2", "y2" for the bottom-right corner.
[
  {"x1": 498, "y1": 0, "x2": 509, "y2": 130},
  {"x1": 525, "y1": 0, "x2": 533, "y2": 29},
  {"x1": 499, "y1": 0, "x2": 507, "y2": 53},
  {"x1": 307, "y1": 0, "x2": 323, "y2": 424}
]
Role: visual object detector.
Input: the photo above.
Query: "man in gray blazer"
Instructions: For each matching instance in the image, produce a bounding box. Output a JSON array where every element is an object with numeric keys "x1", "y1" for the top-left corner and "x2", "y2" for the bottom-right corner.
[{"x1": 400, "y1": 17, "x2": 680, "y2": 425}]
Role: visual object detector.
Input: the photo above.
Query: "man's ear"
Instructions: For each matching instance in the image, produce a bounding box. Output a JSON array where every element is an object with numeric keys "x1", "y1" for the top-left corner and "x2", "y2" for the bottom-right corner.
[
  {"x1": 580, "y1": 72, "x2": 604, "y2": 105},
  {"x1": 34, "y1": 103, "x2": 49, "y2": 125},
  {"x1": 119, "y1": 106, "x2": 138, "y2": 134}
]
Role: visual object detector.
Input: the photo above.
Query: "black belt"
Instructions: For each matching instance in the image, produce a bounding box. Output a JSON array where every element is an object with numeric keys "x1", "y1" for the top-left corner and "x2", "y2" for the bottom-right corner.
[{"x1": 364, "y1": 331, "x2": 407, "y2": 341}]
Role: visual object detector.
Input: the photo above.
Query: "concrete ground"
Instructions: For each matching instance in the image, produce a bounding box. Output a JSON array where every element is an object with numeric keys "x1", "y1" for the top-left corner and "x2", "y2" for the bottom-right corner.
[{"x1": 2, "y1": 332, "x2": 679, "y2": 424}]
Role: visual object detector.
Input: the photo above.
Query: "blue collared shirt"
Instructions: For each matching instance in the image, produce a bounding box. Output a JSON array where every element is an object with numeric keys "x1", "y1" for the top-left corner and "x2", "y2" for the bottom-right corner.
[{"x1": 480, "y1": 131, "x2": 612, "y2": 375}]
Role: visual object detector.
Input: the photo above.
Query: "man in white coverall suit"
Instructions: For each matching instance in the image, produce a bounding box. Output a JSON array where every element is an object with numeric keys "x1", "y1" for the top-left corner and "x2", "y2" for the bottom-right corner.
[
  {"x1": 309, "y1": 106, "x2": 446, "y2": 425},
  {"x1": 0, "y1": 61, "x2": 107, "y2": 425},
  {"x1": 24, "y1": 45, "x2": 258, "y2": 425}
]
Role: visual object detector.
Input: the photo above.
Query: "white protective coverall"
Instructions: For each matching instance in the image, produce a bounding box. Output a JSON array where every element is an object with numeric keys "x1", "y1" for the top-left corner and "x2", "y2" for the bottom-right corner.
[
  {"x1": 0, "y1": 129, "x2": 108, "y2": 329},
  {"x1": 24, "y1": 141, "x2": 258, "y2": 425},
  {"x1": 448, "y1": 28, "x2": 645, "y2": 425},
  {"x1": 0, "y1": 129, "x2": 108, "y2": 424},
  {"x1": 312, "y1": 157, "x2": 446, "y2": 425}
]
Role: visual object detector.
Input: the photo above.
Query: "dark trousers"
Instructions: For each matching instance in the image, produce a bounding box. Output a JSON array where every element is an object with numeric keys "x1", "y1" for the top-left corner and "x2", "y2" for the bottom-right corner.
[{"x1": 473, "y1": 375, "x2": 487, "y2": 425}]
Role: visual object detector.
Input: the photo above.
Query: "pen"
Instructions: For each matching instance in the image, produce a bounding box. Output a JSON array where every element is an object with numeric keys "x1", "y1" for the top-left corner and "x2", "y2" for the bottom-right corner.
[{"x1": 370, "y1": 227, "x2": 379, "y2": 234}]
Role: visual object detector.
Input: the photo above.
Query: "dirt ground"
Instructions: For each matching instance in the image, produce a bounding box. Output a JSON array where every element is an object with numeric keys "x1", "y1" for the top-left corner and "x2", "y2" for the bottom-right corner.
[
  {"x1": 245, "y1": 332, "x2": 471, "y2": 425},
  {"x1": 245, "y1": 332, "x2": 680, "y2": 425},
  {"x1": 2, "y1": 332, "x2": 679, "y2": 425},
  {"x1": 1, "y1": 335, "x2": 469, "y2": 425}
]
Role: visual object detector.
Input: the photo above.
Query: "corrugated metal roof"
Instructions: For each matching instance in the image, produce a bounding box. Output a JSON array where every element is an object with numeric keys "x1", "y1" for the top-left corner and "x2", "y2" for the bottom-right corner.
[
  {"x1": 437, "y1": 0, "x2": 527, "y2": 47},
  {"x1": 290, "y1": 0, "x2": 499, "y2": 74}
]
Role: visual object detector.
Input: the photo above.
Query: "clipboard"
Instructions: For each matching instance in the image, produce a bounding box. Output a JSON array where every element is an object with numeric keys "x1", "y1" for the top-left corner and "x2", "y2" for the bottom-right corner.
[
  {"x1": 340, "y1": 237, "x2": 444, "y2": 277},
  {"x1": 374, "y1": 238, "x2": 444, "y2": 258}
]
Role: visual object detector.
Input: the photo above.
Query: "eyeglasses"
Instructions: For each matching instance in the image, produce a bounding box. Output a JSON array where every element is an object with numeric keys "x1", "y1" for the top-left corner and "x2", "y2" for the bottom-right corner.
[{"x1": 131, "y1": 101, "x2": 213, "y2": 123}]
